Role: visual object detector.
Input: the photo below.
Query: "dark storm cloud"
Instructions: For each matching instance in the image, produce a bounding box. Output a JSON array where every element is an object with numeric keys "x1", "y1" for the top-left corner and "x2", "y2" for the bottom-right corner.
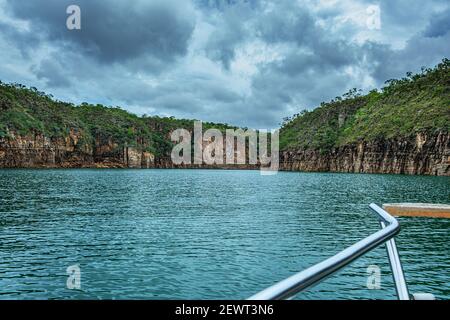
[
  {"x1": 256, "y1": 6, "x2": 316, "y2": 45},
  {"x1": 195, "y1": 0, "x2": 261, "y2": 11},
  {"x1": 0, "y1": 21, "x2": 41, "y2": 57},
  {"x1": 424, "y1": 8, "x2": 450, "y2": 38},
  {"x1": 203, "y1": 1, "x2": 257, "y2": 69},
  {"x1": 0, "y1": 0, "x2": 449, "y2": 128},
  {"x1": 243, "y1": 0, "x2": 450, "y2": 125},
  {"x1": 368, "y1": 33, "x2": 450, "y2": 84},
  {"x1": 5, "y1": 0, "x2": 195, "y2": 63},
  {"x1": 32, "y1": 58, "x2": 71, "y2": 88}
]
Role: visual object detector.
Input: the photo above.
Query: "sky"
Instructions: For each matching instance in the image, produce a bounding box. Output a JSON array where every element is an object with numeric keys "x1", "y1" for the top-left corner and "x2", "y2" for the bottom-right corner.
[{"x1": 0, "y1": 0, "x2": 449, "y2": 129}]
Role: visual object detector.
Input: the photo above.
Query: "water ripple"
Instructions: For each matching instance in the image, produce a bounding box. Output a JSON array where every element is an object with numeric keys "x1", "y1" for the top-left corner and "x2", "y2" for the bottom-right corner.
[{"x1": 0, "y1": 169, "x2": 448, "y2": 300}]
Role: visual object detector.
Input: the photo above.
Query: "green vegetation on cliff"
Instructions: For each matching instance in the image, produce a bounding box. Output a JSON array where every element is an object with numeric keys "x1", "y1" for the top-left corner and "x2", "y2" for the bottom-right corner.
[
  {"x1": 1, "y1": 59, "x2": 449, "y2": 157},
  {"x1": 0, "y1": 85, "x2": 156, "y2": 153},
  {"x1": 280, "y1": 58, "x2": 450, "y2": 152},
  {"x1": 0, "y1": 82, "x2": 236, "y2": 157}
]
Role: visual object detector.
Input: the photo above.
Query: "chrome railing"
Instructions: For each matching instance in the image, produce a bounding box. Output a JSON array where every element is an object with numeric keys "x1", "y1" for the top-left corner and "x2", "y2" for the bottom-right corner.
[{"x1": 248, "y1": 203, "x2": 410, "y2": 300}]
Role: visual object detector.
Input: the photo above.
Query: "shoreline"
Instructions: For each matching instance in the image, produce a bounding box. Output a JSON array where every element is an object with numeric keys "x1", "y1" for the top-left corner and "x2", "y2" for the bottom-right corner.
[{"x1": 0, "y1": 165, "x2": 448, "y2": 177}]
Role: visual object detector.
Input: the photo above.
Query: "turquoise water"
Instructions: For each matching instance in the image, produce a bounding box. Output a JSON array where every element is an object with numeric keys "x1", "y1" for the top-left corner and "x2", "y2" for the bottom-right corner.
[{"x1": 0, "y1": 169, "x2": 448, "y2": 300}]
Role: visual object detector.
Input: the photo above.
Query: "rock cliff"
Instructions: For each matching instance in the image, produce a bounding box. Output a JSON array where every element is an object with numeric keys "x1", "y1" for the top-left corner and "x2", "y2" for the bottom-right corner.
[
  {"x1": 1, "y1": 129, "x2": 448, "y2": 175},
  {"x1": 1, "y1": 59, "x2": 449, "y2": 175},
  {"x1": 280, "y1": 132, "x2": 449, "y2": 175},
  {"x1": 0, "y1": 129, "x2": 154, "y2": 169}
]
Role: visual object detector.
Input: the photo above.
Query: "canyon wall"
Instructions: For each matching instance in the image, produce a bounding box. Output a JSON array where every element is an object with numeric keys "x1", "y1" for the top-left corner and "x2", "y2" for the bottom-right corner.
[
  {"x1": 0, "y1": 130, "x2": 154, "y2": 169},
  {"x1": 0, "y1": 129, "x2": 255, "y2": 170},
  {"x1": 280, "y1": 132, "x2": 450, "y2": 176},
  {"x1": 1, "y1": 130, "x2": 448, "y2": 176}
]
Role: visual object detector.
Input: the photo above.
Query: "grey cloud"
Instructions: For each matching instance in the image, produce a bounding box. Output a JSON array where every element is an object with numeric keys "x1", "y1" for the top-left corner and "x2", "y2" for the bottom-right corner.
[
  {"x1": 0, "y1": 0, "x2": 449, "y2": 128},
  {"x1": 32, "y1": 58, "x2": 71, "y2": 88},
  {"x1": 252, "y1": 55, "x2": 355, "y2": 118},
  {"x1": 372, "y1": 0, "x2": 450, "y2": 42},
  {"x1": 424, "y1": 8, "x2": 450, "y2": 38},
  {"x1": 195, "y1": 0, "x2": 260, "y2": 10},
  {"x1": 204, "y1": 1, "x2": 256, "y2": 69},
  {"x1": 256, "y1": 7, "x2": 317, "y2": 45},
  {"x1": 5, "y1": 0, "x2": 196, "y2": 63},
  {"x1": 368, "y1": 33, "x2": 450, "y2": 83},
  {"x1": 0, "y1": 22, "x2": 41, "y2": 58}
]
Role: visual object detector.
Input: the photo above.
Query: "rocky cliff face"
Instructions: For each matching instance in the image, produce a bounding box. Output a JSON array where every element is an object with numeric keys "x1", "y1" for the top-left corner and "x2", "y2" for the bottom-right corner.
[
  {"x1": 0, "y1": 130, "x2": 154, "y2": 168},
  {"x1": 1, "y1": 129, "x2": 448, "y2": 175},
  {"x1": 280, "y1": 132, "x2": 450, "y2": 176},
  {"x1": 153, "y1": 132, "x2": 260, "y2": 170}
]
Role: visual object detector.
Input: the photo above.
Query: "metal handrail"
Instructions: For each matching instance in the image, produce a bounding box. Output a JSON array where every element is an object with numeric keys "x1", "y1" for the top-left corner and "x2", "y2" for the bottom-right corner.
[{"x1": 248, "y1": 203, "x2": 409, "y2": 300}]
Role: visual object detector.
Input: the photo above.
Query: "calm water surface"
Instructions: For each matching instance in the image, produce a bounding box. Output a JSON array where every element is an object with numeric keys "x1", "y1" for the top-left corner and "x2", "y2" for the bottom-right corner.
[{"x1": 0, "y1": 169, "x2": 448, "y2": 300}]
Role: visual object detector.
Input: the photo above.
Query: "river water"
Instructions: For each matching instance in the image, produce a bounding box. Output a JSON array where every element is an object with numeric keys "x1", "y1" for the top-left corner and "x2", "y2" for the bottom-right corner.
[{"x1": 0, "y1": 169, "x2": 448, "y2": 299}]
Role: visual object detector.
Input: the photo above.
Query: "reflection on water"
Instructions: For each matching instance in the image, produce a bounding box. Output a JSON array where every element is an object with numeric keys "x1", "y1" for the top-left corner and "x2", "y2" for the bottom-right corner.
[{"x1": 0, "y1": 169, "x2": 448, "y2": 299}]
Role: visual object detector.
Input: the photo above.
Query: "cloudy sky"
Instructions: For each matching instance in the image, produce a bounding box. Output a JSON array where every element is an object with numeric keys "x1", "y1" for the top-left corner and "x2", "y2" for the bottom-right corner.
[{"x1": 0, "y1": 0, "x2": 449, "y2": 128}]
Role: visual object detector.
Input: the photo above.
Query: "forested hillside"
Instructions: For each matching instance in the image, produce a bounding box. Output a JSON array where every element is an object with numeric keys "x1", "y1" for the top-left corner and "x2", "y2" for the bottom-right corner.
[{"x1": 0, "y1": 59, "x2": 448, "y2": 174}]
